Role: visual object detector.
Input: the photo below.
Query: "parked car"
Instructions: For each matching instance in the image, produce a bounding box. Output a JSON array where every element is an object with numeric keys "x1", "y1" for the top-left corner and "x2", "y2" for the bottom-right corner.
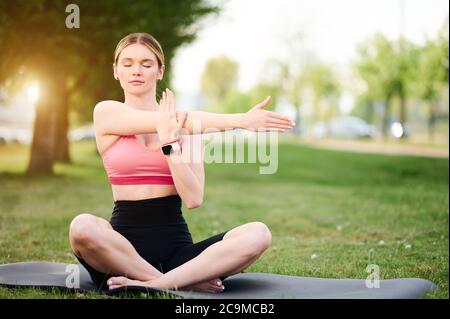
[
  {"x1": 329, "y1": 116, "x2": 377, "y2": 138},
  {"x1": 0, "y1": 126, "x2": 32, "y2": 144},
  {"x1": 311, "y1": 116, "x2": 377, "y2": 139}
]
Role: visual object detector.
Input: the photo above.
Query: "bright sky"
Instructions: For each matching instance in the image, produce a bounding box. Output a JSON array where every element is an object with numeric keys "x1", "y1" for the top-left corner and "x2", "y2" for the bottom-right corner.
[{"x1": 172, "y1": 0, "x2": 449, "y2": 95}]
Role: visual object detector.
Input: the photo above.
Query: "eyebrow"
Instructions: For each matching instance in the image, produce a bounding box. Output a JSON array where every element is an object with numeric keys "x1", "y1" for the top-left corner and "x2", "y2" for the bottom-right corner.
[{"x1": 120, "y1": 58, "x2": 155, "y2": 63}]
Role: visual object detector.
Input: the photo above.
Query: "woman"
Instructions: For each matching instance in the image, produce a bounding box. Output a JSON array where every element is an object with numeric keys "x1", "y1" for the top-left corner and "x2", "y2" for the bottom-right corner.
[{"x1": 69, "y1": 33, "x2": 294, "y2": 293}]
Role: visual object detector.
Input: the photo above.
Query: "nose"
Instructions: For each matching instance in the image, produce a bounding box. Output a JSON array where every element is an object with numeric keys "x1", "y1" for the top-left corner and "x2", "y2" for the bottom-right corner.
[{"x1": 131, "y1": 64, "x2": 142, "y2": 76}]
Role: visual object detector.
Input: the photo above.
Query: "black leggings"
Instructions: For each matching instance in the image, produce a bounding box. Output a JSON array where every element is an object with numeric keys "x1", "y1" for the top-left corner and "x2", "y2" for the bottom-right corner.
[{"x1": 75, "y1": 194, "x2": 229, "y2": 290}]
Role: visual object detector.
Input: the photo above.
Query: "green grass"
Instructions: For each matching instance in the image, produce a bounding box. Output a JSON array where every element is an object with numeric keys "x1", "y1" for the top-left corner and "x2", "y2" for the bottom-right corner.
[{"x1": 0, "y1": 139, "x2": 448, "y2": 298}]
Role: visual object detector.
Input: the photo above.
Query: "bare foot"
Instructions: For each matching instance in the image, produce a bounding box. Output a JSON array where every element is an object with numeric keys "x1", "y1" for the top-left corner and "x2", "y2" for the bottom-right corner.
[
  {"x1": 183, "y1": 278, "x2": 225, "y2": 294},
  {"x1": 107, "y1": 276, "x2": 225, "y2": 293},
  {"x1": 107, "y1": 276, "x2": 154, "y2": 290}
]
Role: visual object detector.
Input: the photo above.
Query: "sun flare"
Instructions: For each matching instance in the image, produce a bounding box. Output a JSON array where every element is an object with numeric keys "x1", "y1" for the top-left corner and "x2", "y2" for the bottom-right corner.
[{"x1": 26, "y1": 84, "x2": 40, "y2": 104}]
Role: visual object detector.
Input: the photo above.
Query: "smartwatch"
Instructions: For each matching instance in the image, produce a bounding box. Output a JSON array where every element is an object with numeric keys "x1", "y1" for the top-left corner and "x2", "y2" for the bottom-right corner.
[{"x1": 161, "y1": 141, "x2": 181, "y2": 155}]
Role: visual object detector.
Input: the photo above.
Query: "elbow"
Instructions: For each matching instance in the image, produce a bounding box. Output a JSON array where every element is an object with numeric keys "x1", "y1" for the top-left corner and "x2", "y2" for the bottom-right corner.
[{"x1": 185, "y1": 196, "x2": 203, "y2": 209}]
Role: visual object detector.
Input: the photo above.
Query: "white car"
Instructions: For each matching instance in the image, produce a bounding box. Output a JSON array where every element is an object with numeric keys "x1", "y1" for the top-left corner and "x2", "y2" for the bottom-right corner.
[
  {"x1": 329, "y1": 116, "x2": 377, "y2": 138},
  {"x1": 0, "y1": 127, "x2": 32, "y2": 144}
]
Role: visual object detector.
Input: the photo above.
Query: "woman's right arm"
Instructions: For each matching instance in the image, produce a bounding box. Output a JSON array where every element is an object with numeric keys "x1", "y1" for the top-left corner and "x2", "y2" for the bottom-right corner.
[{"x1": 93, "y1": 98, "x2": 294, "y2": 136}]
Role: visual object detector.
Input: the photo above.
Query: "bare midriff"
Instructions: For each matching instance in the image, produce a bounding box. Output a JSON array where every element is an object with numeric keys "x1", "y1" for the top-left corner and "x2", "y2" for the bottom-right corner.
[{"x1": 111, "y1": 184, "x2": 178, "y2": 201}]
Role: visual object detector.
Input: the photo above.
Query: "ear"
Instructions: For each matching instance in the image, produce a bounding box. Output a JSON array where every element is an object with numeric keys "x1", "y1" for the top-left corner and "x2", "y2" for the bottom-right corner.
[
  {"x1": 158, "y1": 64, "x2": 165, "y2": 80},
  {"x1": 113, "y1": 63, "x2": 118, "y2": 80}
]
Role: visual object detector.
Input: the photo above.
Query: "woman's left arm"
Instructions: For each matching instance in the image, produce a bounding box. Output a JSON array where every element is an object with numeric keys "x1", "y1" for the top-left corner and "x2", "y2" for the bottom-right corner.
[
  {"x1": 157, "y1": 89, "x2": 205, "y2": 209},
  {"x1": 166, "y1": 135, "x2": 205, "y2": 209}
]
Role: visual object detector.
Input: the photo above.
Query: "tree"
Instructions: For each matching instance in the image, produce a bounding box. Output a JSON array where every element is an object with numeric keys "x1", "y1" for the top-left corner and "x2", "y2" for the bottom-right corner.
[
  {"x1": 200, "y1": 55, "x2": 238, "y2": 110},
  {"x1": 354, "y1": 34, "x2": 417, "y2": 139},
  {"x1": 266, "y1": 31, "x2": 309, "y2": 136},
  {"x1": 0, "y1": 0, "x2": 219, "y2": 174},
  {"x1": 414, "y1": 20, "x2": 449, "y2": 142},
  {"x1": 219, "y1": 83, "x2": 278, "y2": 114},
  {"x1": 297, "y1": 62, "x2": 340, "y2": 125}
]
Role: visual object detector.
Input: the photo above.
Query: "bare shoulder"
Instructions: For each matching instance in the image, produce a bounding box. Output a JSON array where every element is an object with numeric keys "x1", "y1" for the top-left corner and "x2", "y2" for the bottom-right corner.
[
  {"x1": 93, "y1": 100, "x2": 124, "y2": 156},
  {"x1": 93, "y1": 100, "x2": 125, "y2": 117}
]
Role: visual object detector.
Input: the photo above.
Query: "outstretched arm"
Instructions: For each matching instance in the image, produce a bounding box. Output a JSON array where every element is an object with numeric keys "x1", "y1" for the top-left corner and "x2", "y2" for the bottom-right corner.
[{"x1": 93, "y1": 95, "x2": 294, "y2": 136}]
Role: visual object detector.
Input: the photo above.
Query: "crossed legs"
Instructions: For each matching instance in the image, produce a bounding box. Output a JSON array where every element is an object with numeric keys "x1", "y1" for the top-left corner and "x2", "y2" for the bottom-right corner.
[
  {"x1": 69, "y1": 213, "x2": 272, "y2": 291},
  {"x1": 106, "y1": 221, "x2": 272, "y2": 290}
]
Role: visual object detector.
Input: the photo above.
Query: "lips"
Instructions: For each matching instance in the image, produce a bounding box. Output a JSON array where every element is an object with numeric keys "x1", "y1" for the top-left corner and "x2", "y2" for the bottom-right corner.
[{"x1": 130, "y1": 80, "x2": 144, "y2": 84}]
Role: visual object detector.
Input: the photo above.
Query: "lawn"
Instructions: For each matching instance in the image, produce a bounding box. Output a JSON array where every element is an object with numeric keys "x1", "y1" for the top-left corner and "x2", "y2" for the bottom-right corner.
[{"x1": 0, "y1": 139, "x2": 448, "y2": 298}]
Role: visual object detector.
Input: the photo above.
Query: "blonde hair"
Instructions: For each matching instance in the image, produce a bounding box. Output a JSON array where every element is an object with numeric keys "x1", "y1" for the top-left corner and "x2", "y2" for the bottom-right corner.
[{"x1": 113, "y1": 33, "x2": 165, "y2": 68}]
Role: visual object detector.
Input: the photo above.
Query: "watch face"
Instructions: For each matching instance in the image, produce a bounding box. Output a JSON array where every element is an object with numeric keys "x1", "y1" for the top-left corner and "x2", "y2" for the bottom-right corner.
[{"x1": 162, "y1": 144, "x2": 172, "y2": 155}]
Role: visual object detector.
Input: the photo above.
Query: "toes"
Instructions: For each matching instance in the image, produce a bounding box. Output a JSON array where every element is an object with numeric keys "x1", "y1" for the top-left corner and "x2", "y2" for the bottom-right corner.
[
  {"x1": 208, "y1": 283, "x2": 225, "y2": 293},
  {"x1": 107, "y1": 276, "x2": 129, "y2": 289},
  {"x1": 210, "y1": 279, "x2": 222, "y2": 287}
]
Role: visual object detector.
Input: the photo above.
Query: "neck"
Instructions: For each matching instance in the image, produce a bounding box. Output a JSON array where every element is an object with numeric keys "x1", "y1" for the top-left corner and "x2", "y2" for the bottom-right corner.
[{"x1": 124, "y1": 87, "x2": 159, "y2": 111}]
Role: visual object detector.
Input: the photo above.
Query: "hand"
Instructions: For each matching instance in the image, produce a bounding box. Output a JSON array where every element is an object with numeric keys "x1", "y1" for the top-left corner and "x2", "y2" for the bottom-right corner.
[
  {"x1": 239, "y1": 96, "x2": 295, "y2": 131},
  {"x1": 157, "y1": 88, "x2": 187, "y2": 145}
]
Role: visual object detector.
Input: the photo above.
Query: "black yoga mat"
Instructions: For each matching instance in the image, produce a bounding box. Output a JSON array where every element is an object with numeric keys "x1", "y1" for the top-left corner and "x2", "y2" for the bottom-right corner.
[{"x1": 0, "y1": 262, "x2": 437, "y2": 299}]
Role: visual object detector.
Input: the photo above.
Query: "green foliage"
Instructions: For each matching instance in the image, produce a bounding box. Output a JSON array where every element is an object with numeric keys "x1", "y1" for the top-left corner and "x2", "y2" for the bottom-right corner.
[
  {"x1": 248, "y1": 83, "x2": 279, "y2": 112},
  {"x1": 0, "y1": 0, "x2": 220, "y2": 124},
  {"x1": 215, "y1": 83, "x2": 279, "y2": 114},
  {"x1": 353, "y1": 24, "x2": 449, "y2": 138},
  {"x1": 220, "y1": 90, "x2": 251, "y2": 114},
  {"x1": 200, "y1": 55, "x2": 239, "y2": 108},
  {"x1": 414, "y1": 20, "x2": 449, "y2": 101},
  {"x1": 297, "y1": 62, "x2": 340, "y2": 122}
]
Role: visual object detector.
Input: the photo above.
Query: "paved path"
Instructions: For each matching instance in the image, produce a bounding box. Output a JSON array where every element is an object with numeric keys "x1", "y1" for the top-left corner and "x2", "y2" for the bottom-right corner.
[{"x1": 298, "y1": 138, "x2": 449, "y2": 158}]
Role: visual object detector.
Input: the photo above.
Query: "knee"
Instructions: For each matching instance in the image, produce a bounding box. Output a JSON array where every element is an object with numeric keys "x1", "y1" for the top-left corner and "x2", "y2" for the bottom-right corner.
[
  {"x1": 246, "y1": 222, "x2": 272, "y2": 256},
  {"x1": 69, "y1": 213, "x2": 102, "y2": 251}
]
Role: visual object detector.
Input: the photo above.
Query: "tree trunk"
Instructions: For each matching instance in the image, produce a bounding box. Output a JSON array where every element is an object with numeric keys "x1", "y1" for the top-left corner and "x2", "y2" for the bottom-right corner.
[
  {"x1": 399, "y1": 91, "x2": 407, "y2": 139},
  {"x1": 293, "y1": 105, "x2": 301, "y2": 136},
  {"x1": 428, "y1": 100, "x2": 437, "y2": 143},
  {"x1": 26, "y1": 67, "x2": 65, "y2": 175},
  {"x1": 54, "y1": 82, "x2": 70, "y2": 163},
  {"x1": 382, "y1": 98, "x2": 391, "y2": 141}
]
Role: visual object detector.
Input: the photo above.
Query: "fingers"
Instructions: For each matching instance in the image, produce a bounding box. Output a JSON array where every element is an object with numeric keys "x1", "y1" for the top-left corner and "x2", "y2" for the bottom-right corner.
[
  {"x1": 263, "y1": 127, "x2": 290, "y2": 132},
  {"x1": 159, "y1": 91, "x2": 166, "y2": 112},
  {"x1": 266, "y1": 121, "x2": 294, "y2": 130},
  {"x1": 166, "y1": 88, "x2": 172, "y2": 112},
  {"x1": 178, "y1": 111, "x2": 188, "y2": 128},
  {"x1": 163, "y1": 88, "x2": 176, "y2": 113},
  {"x1": 267, "y1": 111, "x2": 295, "y2": 125},
  {"x1": 170, "y1": 89, "x2": 176, "y2": 112},
  {"x1": 258, "y1": 96, "x2": 271, "y2": 109},
  {"x1": 252, "y1": 96, "x2": 271, "y2": 110},
  {"x1": 267, "y1": 117, "x2": 295, "y2": 127}
]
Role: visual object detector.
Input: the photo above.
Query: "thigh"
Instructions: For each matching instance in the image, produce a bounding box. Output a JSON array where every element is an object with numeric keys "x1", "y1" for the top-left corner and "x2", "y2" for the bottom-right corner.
[
  {"x1": 163, "y1": 231, "x2": 228, "y2": 273},
  {"x1": 70, "y1": 213, "x2": 113, "y2": 257},
  {"x1": 222, "y1": 222, "x2": 261, "y2": 240}
]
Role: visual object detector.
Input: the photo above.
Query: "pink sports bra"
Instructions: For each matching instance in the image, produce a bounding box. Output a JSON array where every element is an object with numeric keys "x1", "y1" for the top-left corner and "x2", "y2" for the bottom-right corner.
[{"x1": 101, "y1": 135, "x2": 174, "y2": 185}]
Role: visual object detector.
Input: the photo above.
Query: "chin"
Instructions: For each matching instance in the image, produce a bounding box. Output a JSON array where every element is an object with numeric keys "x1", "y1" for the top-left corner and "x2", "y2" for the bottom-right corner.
[{"x1": 126, "y1": 86, "x2": 151, "y2": 95}]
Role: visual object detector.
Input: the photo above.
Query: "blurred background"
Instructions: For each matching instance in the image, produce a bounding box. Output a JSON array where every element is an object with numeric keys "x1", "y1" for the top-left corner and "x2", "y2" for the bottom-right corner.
[
  {"x1": 0, "y1": 0, "x2": 448, "y2": 299},
  {"x1": 0, "y1": 0, "x2": 448, "y2": 173}
]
